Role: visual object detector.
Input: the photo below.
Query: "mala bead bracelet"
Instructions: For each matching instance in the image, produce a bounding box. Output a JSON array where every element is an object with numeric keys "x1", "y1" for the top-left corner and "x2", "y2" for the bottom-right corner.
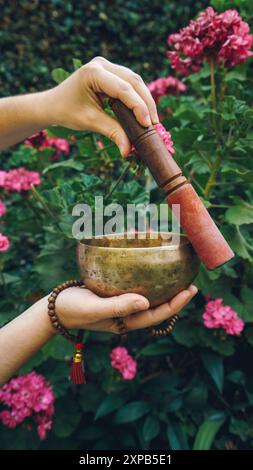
[
  {"x1": 149, "y1": 314, "x2": 179, "y2": 337},
  {"x1": 47, "y1": 279, "x2": 84, "y2": 342},
  {"x1": 47, "y1": 279, "x2": 86, "y2": 384}
]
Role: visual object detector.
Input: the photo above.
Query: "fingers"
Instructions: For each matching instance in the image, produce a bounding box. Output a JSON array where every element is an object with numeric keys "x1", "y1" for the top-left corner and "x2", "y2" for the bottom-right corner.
[
  {"x1": 125, "y1": 285, "x2": 198, "y2": 331},
  {"x1": 86, "y1": 61, "x2": 152, "y2": 127},
  {"x1": 93, "y1": 58, "x2": 159, "y2": 124},
  {"x1": 89, "y1": 109, "x2": 132, "y2": 158},
  {"x1": 96, "y1": 293, "x2": 150, "y2": 320}
]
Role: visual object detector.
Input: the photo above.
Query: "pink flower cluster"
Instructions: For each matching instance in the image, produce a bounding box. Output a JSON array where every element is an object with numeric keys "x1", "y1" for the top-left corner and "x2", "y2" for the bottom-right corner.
[
  {"x1": 0, "y1": 371, "x2": 55, "y2": 440},
  {"x1": 155, "y1": 123, "x2": 175, "y2": 154},
  {"x1": 148, "y1": 76, "x2": 186, "y2": 102},
  {"x1": 203, "y1": 298, "x2": 244, "y2": 335},
  {"x1": 25, "y1": 131, "x2": 70, "y2": 159},
  {"x1": 132, "y1": 122, "x2": 175, "y2": 156},
  {"x1": 167, "y1": 7, "x2": 253, "y2": 75},
  {"x1": 110, "y1": 346, "x2": 137, "y2": 380},
  {"x1": 0, "y1": 233, "x2": 10, "y2": 252},
  {"x1": 0, "y1": 200, "x2": 7, "y2": 217},
  {"x1": 0, "y1": 168, "x2": 41, "y2": 192}
]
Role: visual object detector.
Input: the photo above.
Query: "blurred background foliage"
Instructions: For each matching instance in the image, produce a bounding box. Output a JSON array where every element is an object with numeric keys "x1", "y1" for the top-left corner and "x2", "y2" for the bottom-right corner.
[{"x1": 0, "y1": 0, "x2": 208, "y2": 95}]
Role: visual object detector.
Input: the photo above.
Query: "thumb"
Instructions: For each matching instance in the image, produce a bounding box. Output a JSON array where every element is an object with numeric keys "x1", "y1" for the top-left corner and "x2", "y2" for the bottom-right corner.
[
  {"x1": 92, "y1": 110, "x2": 132, "y2": 158},
  {"x1": 98, "y1": 293, "x2": 150, "y2": 319}
]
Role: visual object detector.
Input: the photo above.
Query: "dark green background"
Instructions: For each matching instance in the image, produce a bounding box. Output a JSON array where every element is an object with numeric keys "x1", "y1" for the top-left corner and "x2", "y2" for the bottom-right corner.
[{"x1": 0, "y1": 0, "x2": 208, "y2": 95}]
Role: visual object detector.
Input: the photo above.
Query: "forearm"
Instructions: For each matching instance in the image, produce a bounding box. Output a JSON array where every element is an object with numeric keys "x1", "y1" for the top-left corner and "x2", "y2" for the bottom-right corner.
[
  {"x1": 0, "y1": 90, "x2": 56, "y2": 150},
  {"x1": 0, "y1": 295, "x2": 55, "y2": 385}
]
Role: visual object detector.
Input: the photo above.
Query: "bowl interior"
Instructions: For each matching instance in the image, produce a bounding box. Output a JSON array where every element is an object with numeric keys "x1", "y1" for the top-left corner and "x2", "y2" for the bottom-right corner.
[{"x1": 79, "y1": 232, "x2": 190, "y2": 249}]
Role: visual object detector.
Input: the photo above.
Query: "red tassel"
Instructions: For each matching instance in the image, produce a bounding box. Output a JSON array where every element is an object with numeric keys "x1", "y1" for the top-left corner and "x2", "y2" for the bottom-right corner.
[{"x1": 70, "y1": 342, "x2": 86, "y2": 385}]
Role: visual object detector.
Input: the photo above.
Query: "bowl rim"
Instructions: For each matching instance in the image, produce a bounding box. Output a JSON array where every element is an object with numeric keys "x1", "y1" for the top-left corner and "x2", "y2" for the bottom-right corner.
[{"x1": 77, "y1": 232, "x2": 192, "y2": 252}]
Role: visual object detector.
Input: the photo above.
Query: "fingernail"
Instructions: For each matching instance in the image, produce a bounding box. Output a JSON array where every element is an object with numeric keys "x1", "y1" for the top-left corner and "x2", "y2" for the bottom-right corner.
[
  {"x1": 143, "y1": 115, "x2": 152, "y2": 126},
  {"x1": 189, "y1": 285, "x2": 198, "y2": 296},
  {"x1": 118, "y1": 143, "x2": 127, "y2": 158},
  {"x1": 152, "y1": 113, "x2": 159, "y2": 124},
  {"x1": 134, "y1": 299, "x2": 149, "y2": 311}
]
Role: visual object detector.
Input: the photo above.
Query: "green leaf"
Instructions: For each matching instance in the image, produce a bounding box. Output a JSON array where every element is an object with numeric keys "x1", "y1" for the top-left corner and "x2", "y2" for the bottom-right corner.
[
  {"x1": 172, "y1": 320, "x2": 200, "y2": 347},
  {"x1": 184, "y1": 384, "x2": 208, "y2": 411},
  {"x1": 82, "y1": 173, "x2": 103, "y2": 189},
  {"x1": 172, "y1": 128, "x2": 199, "y2": 147},
  {"x1": 228, "y1": 169, "x2": 253, "y2": 183},
  {"x1": 201, "y1": 353, "x2": 224, "y2": 393},
  {"x1": 226, "y1": 370, "x2": 246, "y2": 386},
  {"x1": 43, "y1": 335, "x2": 73, "y2": 360},
  {"x1": 193, "y1": 414, "x2": 226, "y2": 450},
  {"x1": 138, "y1": 340, "x2": 174, "y2": 356},
  {"x1": 46, "y1": 126, "x2": 81, "y2": 138},
  {"x1": 72, "y1": 58, "x2": 82, "y2": 70},
  {"x1": 53, "y1": 397, "x2": 81, "y2": 438},
  {"x1": 51, "y1": 68, "x2": 70, "y2": 84},
  {"x1": 167, "y1": 419, "x2": 189, "y2": 450},
  {"x1": 142, "y1": 416, "x2": 160, "y2": 442},
  {"x1": 114, "y1": 401, "x2": 150, "y2": 424},
  {"x1": 200, "y1": 328, "x2": 235, "y2": 356},
  {"x1": 229, "y1": 417, "x2": 253, "y2": 442},
  {"x1": 42, "y1": 159, "x2": 84, "y2": 174},
  {"x1": 223, "y1": 226, "x2": 252, "y2": 261},
  {"x1": 78, "y1": 384, "x2": 104, "y2": 413},
  {"x1": 225, "y1": 204, "x2": 253, "y2": 226},
  {"x1": 95, "y1": 393, "x2": 127, "y2": 420}
]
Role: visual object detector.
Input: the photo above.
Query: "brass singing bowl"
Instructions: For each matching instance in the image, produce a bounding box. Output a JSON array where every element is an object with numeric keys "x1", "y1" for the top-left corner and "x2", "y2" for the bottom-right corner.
[{"x1": 77, "y1": 232, "x2": 200, "y2": 308}]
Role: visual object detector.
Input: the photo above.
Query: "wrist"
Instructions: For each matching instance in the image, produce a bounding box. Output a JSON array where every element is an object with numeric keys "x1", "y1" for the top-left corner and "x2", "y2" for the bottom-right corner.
[
  {"x1": 32, "y1": 88, "x2": 59, "y2": 128},
  {"x1": 38, "y1": 295, "x2": 58, "y2": 337}
]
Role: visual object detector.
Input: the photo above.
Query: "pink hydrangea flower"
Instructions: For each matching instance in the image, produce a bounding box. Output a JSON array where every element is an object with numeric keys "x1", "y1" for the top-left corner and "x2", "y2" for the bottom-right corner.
[
  {"x1": 42, "y1": 137, "x2": 70, "y2": 159},
  {"x1": 110, "y1": 346, "x2": 137, "y2": 380},
  {"x1": 155, "y1": 123, "x2": 175, "y2": 154},
  {"x1": 0, "y1": 233, "x2": 10, "y2": 252},
  {"x1": 167, "y1": 7, "x2": 253, "y2": 75},
  {"x1": 0, "y1": 200, "x2": 7, "y2": 217},
  {"x1": 203, "y1": 298, "x2": 244, "y2": 335},
  {"x1": 148, "y1": 76, "x2": 186, "y2": 102},
  {"x1": 0, "y1": 168, "x2": 41, "y2": 192},
  {"x1": 132, "y1": 122, "x2": 175, "y2": 156},
  {"x1": 25, "y1": 131, "x2": 70, "y2": 159},
  {"x1": 24, "y1": 130, "x2": 47, "y2": 148},
  {"x1": 0, "y1": 171, "x2": 7, "y2": 186},
  {"x1": 0, "y1": 371, "x2": 55, "y2": 440}
]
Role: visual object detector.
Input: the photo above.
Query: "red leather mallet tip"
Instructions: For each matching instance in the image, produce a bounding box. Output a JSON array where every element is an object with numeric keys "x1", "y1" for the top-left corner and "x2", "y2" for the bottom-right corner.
[{"x1": 167, "y1": 184, "x2": 234, "y2": 270}]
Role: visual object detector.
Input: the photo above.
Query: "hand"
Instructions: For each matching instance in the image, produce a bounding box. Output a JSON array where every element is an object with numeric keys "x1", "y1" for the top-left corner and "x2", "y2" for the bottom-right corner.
[
  {"x1": 46, "y1": 57, "x2": 159, "y2": 158},
  {"x1": 55, "y1": 285, "x2": 198, "y2": 334}
]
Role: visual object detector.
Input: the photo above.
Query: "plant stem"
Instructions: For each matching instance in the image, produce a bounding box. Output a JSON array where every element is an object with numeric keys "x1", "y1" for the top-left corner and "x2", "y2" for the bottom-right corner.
[
  {"x1": 210, "y1": 58, "x2": 216, "y2": 111},
  {"x1": 209, "y1": 203, "x2": 231, "y2": 209},
  {"x1": 204, "y1": 153, "x2": 222, "y2": 198},
  {"x1": 204, "y1": 59, "x2": 223, "y2": 199},
  {"x1": 30, "y1": 185, "x2": 64, "y2": 235},
  {"x1": 105, "y1": 161, "x2": 132, "y2": 200}
]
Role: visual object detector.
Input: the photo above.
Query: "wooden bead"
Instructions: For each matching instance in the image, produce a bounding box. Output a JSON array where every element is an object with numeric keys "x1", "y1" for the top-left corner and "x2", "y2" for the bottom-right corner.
[{"x1": 48, "y1": 279, "x2": 85, "y2": 343}]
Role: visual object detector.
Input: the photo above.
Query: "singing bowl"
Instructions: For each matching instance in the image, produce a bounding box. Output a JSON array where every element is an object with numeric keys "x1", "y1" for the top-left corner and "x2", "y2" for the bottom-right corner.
[{"x1": 77, "y1": 232, "x2": 200, "y2": 307}]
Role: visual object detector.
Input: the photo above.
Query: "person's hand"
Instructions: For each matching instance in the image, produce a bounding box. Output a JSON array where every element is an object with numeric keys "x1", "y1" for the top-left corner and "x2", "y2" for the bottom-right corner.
[
  {"x1": 55, "y1": 285, "x2": 198, "y2": 334},
  {"x1": 46, "y1": 57, "x2": 159, "y2": 158}
]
